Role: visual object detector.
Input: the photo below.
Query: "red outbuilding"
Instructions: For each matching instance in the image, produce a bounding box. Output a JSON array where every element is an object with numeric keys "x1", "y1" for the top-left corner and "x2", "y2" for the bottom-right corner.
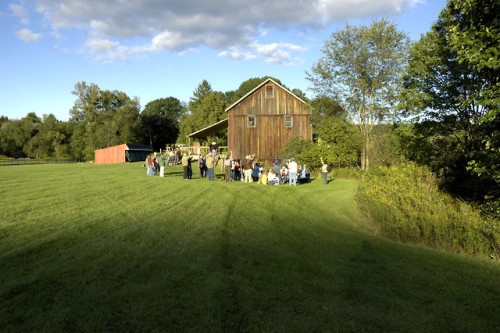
[{"x1": 94, "y1": 144, "x2": 152, "y2": 164}]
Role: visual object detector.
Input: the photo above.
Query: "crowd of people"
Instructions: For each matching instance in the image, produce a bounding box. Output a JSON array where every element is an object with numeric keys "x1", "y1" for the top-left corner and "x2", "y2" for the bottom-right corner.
[
  {"x1": 226, "y1": 155, "x2": 311, "y2": 186},
  {"x1": 145, "y1": 150, "x2": 328, "y2": 185}
]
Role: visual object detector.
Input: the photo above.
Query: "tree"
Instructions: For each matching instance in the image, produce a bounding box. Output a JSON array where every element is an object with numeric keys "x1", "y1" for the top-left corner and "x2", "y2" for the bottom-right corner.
[
  {"x1": 280, "y1": 117, "x2": 361, "y2": 170},
  {"x1": 0, "y1": 113, "x2": 40, "y2": 157},
  {"x1": 178, "y1": 81, "x2": 227, "y2": 144},
  {"x1": 225, "y1": 77, "x2": 283, "y2": 105},
  {"x1": 443, "y1": 0, "x2": 500, "y2": 215},
  {"x1": 141, "y1": 97, "x2": 186, "y2": 151},
  {"x1": 307, "y1": 19, "x2": 410, "y2": 170},
  {"x1": 24, "y1": 114, "x2": 70, "y2": 159},
  {"x1": 314, "y1": 118, "x2": 362, "y2": 168},
  {"x1": 310, "y1": 95, "x2": 345, "y2": 133},
  {"x1": 291, "y1": 88, "x2": 308, "y2": 102},
  {"x1": 70, "y1": 82, "x2": 142, "y2": 160},
  {"x1": 398, "y1": 0, "x2": 499, "y2": 207}
]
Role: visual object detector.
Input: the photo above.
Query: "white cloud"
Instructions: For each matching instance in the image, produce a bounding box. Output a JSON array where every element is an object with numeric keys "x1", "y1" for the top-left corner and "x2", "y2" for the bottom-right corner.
[
  {"x1": 27, "y1": 0, "x2": 420, "y2": 62},
  {"x1": 152, "y1": 31, "x2": 191, "y2": 51},
  {"x1": 319, "y1": 0, "x2": 421, "y2": 21},
  {"x1": 251, "y1": 42, "x2": 306, "y2": 65},
  {"x1": 85, "y1": 38, "x2": 118, "y2": 53},
  {"x1": 16, "y1": 28, "x2": 42, "y2": 42},
  {"x1": 53, "y1": 45, "x2": 69, "y2": 53},
  {"x1": 10, "y1": 3, "x2": 29, "y2": 24},
  {"x1": 218, "y1": 49, "x2": 256, "y2": 61}
]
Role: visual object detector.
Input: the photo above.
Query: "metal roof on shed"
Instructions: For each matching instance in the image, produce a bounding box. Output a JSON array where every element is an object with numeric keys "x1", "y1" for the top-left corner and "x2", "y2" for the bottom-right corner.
[{"x1": 187, "y1": 118, "x2": 228, "y2": 139}]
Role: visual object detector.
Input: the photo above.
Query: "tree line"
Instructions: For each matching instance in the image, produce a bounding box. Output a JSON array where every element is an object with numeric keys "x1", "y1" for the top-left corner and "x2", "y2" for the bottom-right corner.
[
  {"x1": 0, "y1": 76, "x2": 306, "y2": 161},
  {"x1": 0, "y1": 83, "x2": 183, "y2": 161}
]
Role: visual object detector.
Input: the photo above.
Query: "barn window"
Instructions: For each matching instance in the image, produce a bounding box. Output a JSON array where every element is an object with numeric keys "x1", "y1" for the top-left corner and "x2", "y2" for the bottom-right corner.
[
  {"x1": 265, "y1": 85, "x2": 274, "y2": 98},
  {"x1": 247, "y1": 115, "x2": 256, "y2": 128},
  {"x1": 284, "y1": 115, "x2": 293, "y2": 128}
]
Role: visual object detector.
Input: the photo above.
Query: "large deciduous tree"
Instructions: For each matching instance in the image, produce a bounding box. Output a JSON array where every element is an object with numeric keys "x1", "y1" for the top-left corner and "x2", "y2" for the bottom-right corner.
[
  {"x1": 399, "y1": 0, "x2": 499, "y2": 211},
  {"x1": 141, "y1": 97, "x2": 186, "y2": 151},
  {"x1": 0, "y1": 113, "x2": 40, "y2": 157},
  {"x1": 307, "y1": 19, "x2": 410, "y2": 170},
  {"x1": 70, "y1": 82, "x2": 142, "y2": 160},
  {"x1": 445, "y1": 0, "x2": 499, "y2": 214},
  {"x1": 24, "y1": 114, "x2": 71, "y2": 159}
]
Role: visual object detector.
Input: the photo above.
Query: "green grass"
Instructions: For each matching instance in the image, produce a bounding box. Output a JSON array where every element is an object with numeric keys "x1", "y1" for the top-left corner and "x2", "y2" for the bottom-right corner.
[{"x1": 1, "y1": 163, "x2": 499, "y2": 332}]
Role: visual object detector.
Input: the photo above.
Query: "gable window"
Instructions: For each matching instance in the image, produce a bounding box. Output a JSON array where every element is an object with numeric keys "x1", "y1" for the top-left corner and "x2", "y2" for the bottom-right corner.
[
  {"x1": 284, "y1": 115, "x2": 293, "y2": 128},
  {"x1": 247, "y1": 115, "x2": 256, "y2": 128},
  {"x1": 265, "y1": 85, "x2": 274, "y2": 98}
]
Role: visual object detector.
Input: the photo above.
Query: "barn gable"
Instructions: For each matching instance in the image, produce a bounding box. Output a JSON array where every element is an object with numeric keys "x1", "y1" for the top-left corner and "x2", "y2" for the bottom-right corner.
[{"x1": 226, "y1": 78, "x2": 312, "y2": 163}]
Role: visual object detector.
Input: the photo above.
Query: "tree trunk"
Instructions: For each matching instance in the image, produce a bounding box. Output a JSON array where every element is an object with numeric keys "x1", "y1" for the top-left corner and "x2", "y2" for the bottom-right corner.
[
  {"x1": 365, "y1": 134, "x2": 370, "y2": 171},
  {"x1": 361, "y1": 135, "x2": 370, "y2": 171},
  {"x1": 361, "y1": 145, "x2": 366, "y2": 171}
]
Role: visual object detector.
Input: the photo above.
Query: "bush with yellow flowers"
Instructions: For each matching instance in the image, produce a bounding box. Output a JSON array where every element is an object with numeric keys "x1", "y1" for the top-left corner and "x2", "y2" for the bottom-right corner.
[{"x1": 357, "y1": 162, "x2": 499, "y2": 258}]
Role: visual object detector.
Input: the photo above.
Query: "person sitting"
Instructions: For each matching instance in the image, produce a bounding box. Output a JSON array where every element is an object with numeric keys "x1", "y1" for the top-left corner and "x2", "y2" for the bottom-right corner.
[
  {"x1": 280, "y1": 165, "x2": 288, "y2": 184},
  {"x1": 300, "y1": 164, "x2": 310, "y2": 183},
  {"x1": 259, "y1": 170, "x2": 268, "y2": 185},
  {"x1": 267, "y1": 169, "x2": 279, "y2": 185}
]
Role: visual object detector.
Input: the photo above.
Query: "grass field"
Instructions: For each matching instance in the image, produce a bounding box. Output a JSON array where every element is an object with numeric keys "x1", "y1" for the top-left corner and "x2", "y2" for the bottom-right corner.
[{"x1": 1, "y1": 163, "x2": 499, "y2": 332}]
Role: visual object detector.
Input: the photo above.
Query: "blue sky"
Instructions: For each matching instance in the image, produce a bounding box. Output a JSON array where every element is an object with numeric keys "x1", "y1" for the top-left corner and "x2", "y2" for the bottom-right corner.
[{"x1": 1, "y1": 0, "x2": 447, "y2": 121}]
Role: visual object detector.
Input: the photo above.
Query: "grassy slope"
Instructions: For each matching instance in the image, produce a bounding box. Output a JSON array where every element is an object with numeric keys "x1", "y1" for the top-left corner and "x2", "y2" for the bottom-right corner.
[{"x1": 0, "y1": 163, "x2": 499, "y2": 332}]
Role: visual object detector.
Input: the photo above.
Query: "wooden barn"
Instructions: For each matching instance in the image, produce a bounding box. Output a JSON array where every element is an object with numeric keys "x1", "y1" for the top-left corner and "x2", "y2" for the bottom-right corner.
[
  {"x1": 188, "y1": 78, "x2": 312, "y2": 164},
  {"x1": 227, "y1": 78, "x2": 312, "y2": 163},
  {"x1": 94, "y1": 144, "x2": 152, "y2": 164}
]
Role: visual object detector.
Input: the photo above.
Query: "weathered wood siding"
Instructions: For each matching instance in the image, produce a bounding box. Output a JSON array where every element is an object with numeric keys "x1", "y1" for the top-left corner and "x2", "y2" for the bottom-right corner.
[{"x1": 228, "y1": 81, "x2": 312, "y2": 163}]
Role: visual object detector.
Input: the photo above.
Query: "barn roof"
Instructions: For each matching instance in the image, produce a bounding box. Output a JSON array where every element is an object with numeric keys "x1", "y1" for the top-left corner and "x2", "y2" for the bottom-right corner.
[
  {"x1": 187, "y1": 118, "x2": 229, "y2": 139},
  {"x1": 225, "y1": 78, "x2": 306, "y2": 112},
  {"x1": 125, "y1": 144, "x2": 153, "y2": 151}
]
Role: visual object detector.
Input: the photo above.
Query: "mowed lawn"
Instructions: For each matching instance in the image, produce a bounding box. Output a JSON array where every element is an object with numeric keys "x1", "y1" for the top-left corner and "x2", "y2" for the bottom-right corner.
[{"x1": 1, "y1": 163, "x2": 499, "y2": 332}]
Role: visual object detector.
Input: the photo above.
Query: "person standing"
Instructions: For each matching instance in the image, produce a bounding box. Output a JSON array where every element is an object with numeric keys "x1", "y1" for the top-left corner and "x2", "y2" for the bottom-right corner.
[
  {"x1": 242, "y1": 155, "x2": 254, "y2": 182},
  {"x1": 320, "y1": 157, "x2": 328, "y2": 185},
  {"x1": 288, "y1": 157, "x2": 298, "y2": 186},
  {"x1": 206, "y1": 153, "x2": 215, "y2": 181},
  {"x1": 224, "y1": 151, "x2": 232, "y2": 182},
  {"x1": 198, "y1": 154, "x2": 207, "y2": 178},
  {"x1": 158, "y1": 152, "x2": 166, "y2": 177},
  {"x1": 168, "y1": 150, "x2": 174, "y2": 165},
  {"x1": 145, "y1": 155, "x2": 152, "y2": 176},
  {"x1": 153, "y1": 153, "x2": 160, "y2": 175},
  {"x1": 272, "y1": 156, "x2": 281, "y2": 175},
  {"x1": 252, "y1": 163, "x2": 261, "y2": 182},
  {"x1": 181, "y1": 152, "x2": 191, "y2": 180},
  {"x1": 174, "y1": 149, "x2": 180, "y2": 164},
  {"x1": 210, "y1": 142, "x2": 218, "y2": 157}
]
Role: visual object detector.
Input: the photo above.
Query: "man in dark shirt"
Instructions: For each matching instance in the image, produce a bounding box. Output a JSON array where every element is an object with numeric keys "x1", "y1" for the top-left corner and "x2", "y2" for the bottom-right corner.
[{"x1": 272, "y1": 156, "x2": 281, "y2": 174}]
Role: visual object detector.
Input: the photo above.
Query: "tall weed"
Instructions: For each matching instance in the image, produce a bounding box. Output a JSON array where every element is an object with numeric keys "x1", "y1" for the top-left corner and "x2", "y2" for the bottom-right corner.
[{"x1": 356, "y1": 162, "x2": 500, "y2": 257}]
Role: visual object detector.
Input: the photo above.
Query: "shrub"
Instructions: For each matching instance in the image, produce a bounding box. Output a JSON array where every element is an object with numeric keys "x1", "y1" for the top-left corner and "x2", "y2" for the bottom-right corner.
[{"x1": 356, "y1": 162, "x2": 499, "y2": 257}]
